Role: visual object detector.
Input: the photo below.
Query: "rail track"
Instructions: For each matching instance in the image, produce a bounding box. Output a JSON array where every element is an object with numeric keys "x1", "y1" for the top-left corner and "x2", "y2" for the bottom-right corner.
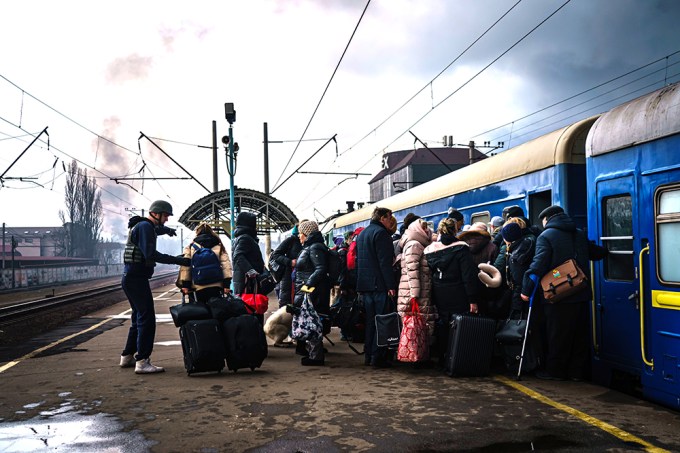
[{"x1": 0, "y1": 272, "x2": 176, "y2": 344}]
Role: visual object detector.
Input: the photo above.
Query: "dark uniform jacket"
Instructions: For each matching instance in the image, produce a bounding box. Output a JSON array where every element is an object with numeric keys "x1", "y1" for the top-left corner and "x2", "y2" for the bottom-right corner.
[
  {"x1": 522, "y1": 212, "x2": 591, "y2": 303},
  {"x1": 271, "y1": 234, "x2": 303, "y2": 304},
  {"x1": 355, "y1": 220, "x2": 396, "y2": 293},
  {"x1": 293, "y1": 231, "x2": 330, "y2": 314},
  {"x1": 123, "y1": 216, "x2": 187, "y2": 278},
  {"x1": 231, "y1": 225, "x2": 265, "y2": 294}
]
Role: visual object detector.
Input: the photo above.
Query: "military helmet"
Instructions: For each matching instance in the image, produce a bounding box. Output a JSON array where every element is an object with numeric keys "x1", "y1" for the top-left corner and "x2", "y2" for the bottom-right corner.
[{"x1": 148, "y1": 200, "x2": 173, "y2": 216}]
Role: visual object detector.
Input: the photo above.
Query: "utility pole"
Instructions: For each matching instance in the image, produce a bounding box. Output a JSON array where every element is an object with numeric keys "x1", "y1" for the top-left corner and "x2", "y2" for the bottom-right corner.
[
  {"x1": 2, "y1": 222, "x2": 5, "y2": 270},
  {"x1": 263, "y1": 122, "x2": 271, "y2": 258},
  {"x1": 11, "y1": 235, "x2": 15, "y2": 288},
  {"x1": 225, "y1": 103, "x2": 237, "y2": 237},
  {"x1": 212, "y1": 120, "x2": 219, "y2": 225}
]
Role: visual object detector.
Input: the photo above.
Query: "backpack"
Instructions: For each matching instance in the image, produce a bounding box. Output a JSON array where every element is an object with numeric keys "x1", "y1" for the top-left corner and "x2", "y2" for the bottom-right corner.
[
  {"x1": 190, "y1": 243, "x2": 223, "y2": 285},
  {"x1": 326, "y1": 248, "x2": 343, "y2": 286},
  {"x1": 346, "y1": 241, "x2": 358, "y2": 271}
]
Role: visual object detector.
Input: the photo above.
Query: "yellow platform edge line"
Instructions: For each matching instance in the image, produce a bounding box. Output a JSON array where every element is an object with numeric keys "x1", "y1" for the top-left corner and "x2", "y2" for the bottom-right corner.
[
  {"x1": 0, "y1": 308, "x2": 132, "y2": 374},
  {"x1": 494, "y1": 375, "x2": 669, "y2": 453}
]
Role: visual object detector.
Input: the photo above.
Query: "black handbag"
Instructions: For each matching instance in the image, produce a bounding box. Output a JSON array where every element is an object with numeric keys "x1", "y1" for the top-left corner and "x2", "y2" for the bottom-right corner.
[
  {"x1": 169, "y1": 294, "x2": 211, "y2": 327},
  {"x1": 495, "y1": 314, "x2": 527, "y2": 344},
  {"x1": 257, "y1": 270, "x2": 277, "y2": 295},
  {"x1": 268, "y1": 258, "x2": 286, "y2": 282}
]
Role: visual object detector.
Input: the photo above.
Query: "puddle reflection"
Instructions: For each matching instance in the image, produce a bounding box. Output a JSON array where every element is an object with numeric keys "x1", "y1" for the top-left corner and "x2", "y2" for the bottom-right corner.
[{"x1": 0, "y1": 412, "x2": 154, "y2": 452}]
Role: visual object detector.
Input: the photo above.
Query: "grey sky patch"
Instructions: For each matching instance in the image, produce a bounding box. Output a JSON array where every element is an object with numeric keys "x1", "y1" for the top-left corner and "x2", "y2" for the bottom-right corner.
[{"x1": 106, "y1": 54, "x2": 154, "y2": 84}]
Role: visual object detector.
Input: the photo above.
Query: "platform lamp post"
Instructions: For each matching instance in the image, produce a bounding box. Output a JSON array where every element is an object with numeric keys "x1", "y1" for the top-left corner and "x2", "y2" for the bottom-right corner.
[{"x1": 224, "y1": 103, "x2": 237, "y2": 237}]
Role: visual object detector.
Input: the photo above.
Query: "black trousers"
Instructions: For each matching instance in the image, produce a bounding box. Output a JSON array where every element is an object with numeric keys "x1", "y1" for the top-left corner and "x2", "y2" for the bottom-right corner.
[{"x1": 543, "y1": 301, "x2": 589, "y2": 379}]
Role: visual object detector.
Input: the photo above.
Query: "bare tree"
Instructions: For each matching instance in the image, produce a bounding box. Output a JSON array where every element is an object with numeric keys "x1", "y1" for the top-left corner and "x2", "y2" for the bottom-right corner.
[{"x1": 59, "y1": 160, "x2": 103, "y2": 258}]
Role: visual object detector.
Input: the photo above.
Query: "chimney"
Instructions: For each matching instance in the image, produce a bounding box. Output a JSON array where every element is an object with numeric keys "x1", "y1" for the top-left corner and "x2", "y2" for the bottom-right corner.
[
  {"x1": 346, "y1": 201, "x2": 355, "y2": 212},
  {"x1": 468, "y1": 140, "x2": 475, "y2": 165},
  {"x1": 357, "y1": 202, "x2": 365, "y2": 209}
]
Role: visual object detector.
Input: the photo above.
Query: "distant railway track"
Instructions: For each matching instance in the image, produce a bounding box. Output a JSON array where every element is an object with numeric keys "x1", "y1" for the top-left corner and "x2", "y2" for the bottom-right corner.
[{"x1": 0, "y1": 272, "x2": 176, "y2": 341}]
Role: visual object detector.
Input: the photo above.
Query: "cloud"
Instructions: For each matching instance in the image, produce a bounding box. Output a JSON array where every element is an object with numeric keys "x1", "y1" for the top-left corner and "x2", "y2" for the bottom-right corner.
[{"x1": 105, "y1": 54, "x2": 154, "y2": 84}]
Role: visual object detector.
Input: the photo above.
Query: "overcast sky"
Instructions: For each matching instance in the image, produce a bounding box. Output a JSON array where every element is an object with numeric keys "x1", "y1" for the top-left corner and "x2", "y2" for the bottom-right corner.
[{"x1": 1, "y1": 0, "x2": 679, "y2": 243}]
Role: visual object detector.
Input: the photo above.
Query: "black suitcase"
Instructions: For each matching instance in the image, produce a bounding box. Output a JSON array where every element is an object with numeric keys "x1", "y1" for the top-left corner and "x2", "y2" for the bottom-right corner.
[
  {"x1": 179, "y1": 319, "x2": 226, "y2": 375},
  {"x1": 222, "y1": 314, "x2": 268, "y2": 372},
  {"x1": 445, "y1": 314, "x2": 496, "y2": 377}
]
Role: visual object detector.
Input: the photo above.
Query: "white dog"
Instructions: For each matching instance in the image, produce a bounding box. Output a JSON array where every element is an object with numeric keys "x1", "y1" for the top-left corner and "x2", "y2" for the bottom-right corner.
[{"x1": 263, "y1": 306, "x2": 293, "y2": 346}]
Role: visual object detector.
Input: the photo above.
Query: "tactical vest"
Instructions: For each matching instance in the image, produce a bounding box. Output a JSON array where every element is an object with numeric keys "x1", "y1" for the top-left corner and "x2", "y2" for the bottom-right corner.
[{"x1": 123, "y1": 221, "x2": 155, "y2": 266}]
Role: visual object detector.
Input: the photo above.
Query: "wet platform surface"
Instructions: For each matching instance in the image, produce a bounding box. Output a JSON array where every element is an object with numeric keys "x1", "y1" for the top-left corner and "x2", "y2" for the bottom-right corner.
[{"x1": 1, "y1": 284, "x2": 679, "y2": 452}]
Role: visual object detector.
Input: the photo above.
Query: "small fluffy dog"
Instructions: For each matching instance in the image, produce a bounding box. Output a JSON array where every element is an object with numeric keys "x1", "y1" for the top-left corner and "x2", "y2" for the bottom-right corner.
[{"x1": 263, "y1": 306, "x2": 293, "y2": 346}]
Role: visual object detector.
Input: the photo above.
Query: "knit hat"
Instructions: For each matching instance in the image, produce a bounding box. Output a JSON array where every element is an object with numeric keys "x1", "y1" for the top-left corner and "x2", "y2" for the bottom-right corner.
[
  {"x1": 298, "y1": 220, "x2": 319, "y2": 236},
  {"x1": 333, "y1": 236, "x2": 344, "y2": 247},
  {"x1": 539, "y1": 205, "x2": 565, "y2": 222},
  {"x1": 501, "y1": 222, "x2": 523, "y2": 242},
  {"x1": 447, "y1": 208, "x2": 464, "y2": 222},
  {"x1": 504, "y1": 206, "x2": 525, "y2": 220},
  {"x1": 490, "y1": 216, "x2": 503, "y2": 228}
]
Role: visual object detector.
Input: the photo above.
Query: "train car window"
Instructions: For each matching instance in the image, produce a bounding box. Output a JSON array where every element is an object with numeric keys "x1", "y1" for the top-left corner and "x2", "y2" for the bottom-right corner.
[
  {"x1": 656, "y1": 188, "x2": 680, "y2": 283},
  {"x1": 471, "y1": 211, "x2": 490, "y2": 226},
  {"x1": 602, "y1": 195, "x2": 634, "y2": 281},
  {"x1": 529, "y1": 191, "x2": 551, "y2": 227}
]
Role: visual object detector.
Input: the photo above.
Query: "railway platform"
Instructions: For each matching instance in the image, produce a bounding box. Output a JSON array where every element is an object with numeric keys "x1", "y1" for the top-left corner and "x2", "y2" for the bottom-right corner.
[{"x1": 1, "y1": 283, "x2": 679, "y2": 452}]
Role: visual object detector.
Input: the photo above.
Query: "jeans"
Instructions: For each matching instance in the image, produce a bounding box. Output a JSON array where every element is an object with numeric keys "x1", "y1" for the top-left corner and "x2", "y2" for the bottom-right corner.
[
  {"x1": 361, "y1": 291, "x2": 388, "y2": 364},
  {"x1": 121, "y1": 273, "x2": 156, "y2": 361}
]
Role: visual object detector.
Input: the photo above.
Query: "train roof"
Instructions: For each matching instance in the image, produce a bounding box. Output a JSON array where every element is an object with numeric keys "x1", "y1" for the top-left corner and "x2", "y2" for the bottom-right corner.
[
  {"x1": 334, "y1": 115, "x2": 599, "y2": 228},
  {"x1": 586, "y1": 82, "x2": 680, "y2": 157}
]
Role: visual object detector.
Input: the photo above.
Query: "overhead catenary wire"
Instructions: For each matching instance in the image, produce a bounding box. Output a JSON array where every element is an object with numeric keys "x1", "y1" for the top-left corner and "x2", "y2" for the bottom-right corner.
[
  {"x1": 336, "y1": 0, "x2": 525, "y2": 160},
  {"x1": 271, "y1": 0, "x2": 371, "y2": 191},
  {"x1": 298, "y1": 0, "x2": 572, "y2": 211}
]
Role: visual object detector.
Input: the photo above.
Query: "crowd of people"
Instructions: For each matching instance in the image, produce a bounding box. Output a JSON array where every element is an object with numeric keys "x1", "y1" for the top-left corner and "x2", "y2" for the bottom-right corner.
[{"x1": 119, "y1": 199, "x2": 604, "y2": 381}]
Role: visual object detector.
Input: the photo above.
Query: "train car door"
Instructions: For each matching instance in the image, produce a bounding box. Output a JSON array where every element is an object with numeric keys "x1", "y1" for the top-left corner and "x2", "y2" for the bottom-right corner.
[
  {"x1": 594, "y1": 176, "x2": 639, "y2": 372},
  {"x1": 641, "y1": 179, "x2": 680, "y2": 407}
]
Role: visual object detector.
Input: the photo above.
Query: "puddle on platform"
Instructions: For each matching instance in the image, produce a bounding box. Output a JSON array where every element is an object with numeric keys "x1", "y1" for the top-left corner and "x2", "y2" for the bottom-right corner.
[
  {"x1": 155, "y1": 340, "x2": 181, "y2": 346},
  {"x1": 0, "y1": 412, "x2": 154, "y2": 452}
]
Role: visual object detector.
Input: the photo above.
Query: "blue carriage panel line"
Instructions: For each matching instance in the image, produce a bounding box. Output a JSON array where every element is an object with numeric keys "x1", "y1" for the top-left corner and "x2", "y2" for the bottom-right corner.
[{"x1": 332, "y1": 115, "x2": 599, "y2": 234}]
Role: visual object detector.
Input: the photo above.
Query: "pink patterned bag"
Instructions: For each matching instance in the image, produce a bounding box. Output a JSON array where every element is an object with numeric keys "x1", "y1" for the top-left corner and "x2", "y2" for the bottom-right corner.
[{"x1": 397, "y1": 299, "x2": 429, "y2": 362}]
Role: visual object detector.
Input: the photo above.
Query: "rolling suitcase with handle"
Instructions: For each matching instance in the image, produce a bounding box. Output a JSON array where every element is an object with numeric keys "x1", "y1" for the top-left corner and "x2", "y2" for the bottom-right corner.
[
  {"x1": 179, "y1": 318, "x2": 226, "y2": 375},
  {"x1": 445, "y1": 314, "x2": 496, "y2": 377},
  {"x1": 222, "y1": 314, "x2": 268, "y2": 372}
]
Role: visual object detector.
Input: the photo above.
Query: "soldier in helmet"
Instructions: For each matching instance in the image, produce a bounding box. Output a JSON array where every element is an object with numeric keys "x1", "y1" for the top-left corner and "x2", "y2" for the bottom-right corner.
[{"x1": 119, "y1": 200, "x2": 190, "y2": 374}]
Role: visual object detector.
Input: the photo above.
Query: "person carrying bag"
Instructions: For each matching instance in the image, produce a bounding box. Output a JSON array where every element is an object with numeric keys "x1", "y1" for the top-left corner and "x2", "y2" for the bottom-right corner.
[{"x1": 397, "y1": 298, "x2": 429, "y2": 363}]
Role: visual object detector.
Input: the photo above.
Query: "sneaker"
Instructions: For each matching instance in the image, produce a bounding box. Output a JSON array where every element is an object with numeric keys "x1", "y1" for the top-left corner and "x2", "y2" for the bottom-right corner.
[
  {"x1": 119, "y1": 354, "x2": 135, "y2": 368},
  {"x1": 135, "y1": 358, "x2": 165, "y2": 374}
]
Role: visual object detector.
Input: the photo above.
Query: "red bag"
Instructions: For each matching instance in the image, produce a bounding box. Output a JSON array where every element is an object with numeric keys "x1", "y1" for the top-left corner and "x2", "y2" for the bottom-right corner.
[
  {"x1": 240, "y1": 293, "x2": 269, "y2": 315},
  {"x1": 397, "y1": 299, "x2": 429, "y2": 363}
]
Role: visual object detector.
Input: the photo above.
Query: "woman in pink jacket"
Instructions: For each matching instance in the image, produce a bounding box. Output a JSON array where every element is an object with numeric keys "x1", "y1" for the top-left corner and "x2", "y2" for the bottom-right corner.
[{"x1": 396, "y1": 219, "x2": 434, "y2": 341}]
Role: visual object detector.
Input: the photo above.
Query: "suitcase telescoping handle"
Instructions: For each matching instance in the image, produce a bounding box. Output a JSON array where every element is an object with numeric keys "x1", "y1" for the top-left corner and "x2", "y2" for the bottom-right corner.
[{"x1": 517, "y1": 274, "x2": 539, "y2": 381}]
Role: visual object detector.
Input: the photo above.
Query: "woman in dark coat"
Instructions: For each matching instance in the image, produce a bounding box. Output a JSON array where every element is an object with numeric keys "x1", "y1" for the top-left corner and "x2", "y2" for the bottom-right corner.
[
  {"x1": 231, "y1": 213, "x2": 264, "y2": 285},
  {"x1": 293, "y1": 220, "x2": 330, "y2": 366},
  {"x1": 499, "y1": 218, "x2": 536, "y2": 318},
  {"x1": 270, "y1": 224, "x2": 303, "y2": 308},
  {"x1": 424, "y1": 218, "x2": 480, "y2": 367}
]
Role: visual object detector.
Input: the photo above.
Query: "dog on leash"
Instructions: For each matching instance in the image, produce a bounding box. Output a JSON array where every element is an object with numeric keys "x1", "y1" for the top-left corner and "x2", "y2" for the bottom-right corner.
[{"x1": 264, "y1": 306, "x2": 293, "y2": 346}]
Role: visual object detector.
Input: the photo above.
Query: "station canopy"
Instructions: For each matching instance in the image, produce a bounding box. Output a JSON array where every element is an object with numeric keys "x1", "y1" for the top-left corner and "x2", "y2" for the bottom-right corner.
[{"x1": 178, "y1": 188, "x2": 298, "y2": 238}]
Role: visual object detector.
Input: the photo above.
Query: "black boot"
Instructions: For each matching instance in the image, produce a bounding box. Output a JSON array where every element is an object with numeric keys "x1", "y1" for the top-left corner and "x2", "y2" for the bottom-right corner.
[{"x1": 301, "y1": 357, "x2": 325, "y2": 366}]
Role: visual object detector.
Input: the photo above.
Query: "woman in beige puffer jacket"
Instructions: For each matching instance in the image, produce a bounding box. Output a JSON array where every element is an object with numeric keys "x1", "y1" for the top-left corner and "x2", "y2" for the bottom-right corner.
[{"x1": 397, "y1": 219, "x2": 434, "y2": 337}]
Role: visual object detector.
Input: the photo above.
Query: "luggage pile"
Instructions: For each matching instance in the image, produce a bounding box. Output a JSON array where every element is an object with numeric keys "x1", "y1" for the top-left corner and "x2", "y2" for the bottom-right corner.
[{"x1": 170, "y1": 294, "x2": 268, "y2": 375}]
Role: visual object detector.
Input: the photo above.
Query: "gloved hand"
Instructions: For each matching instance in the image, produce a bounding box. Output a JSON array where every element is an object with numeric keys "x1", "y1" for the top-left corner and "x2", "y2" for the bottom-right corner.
[
  {"x1": 301, "y1": 285, "x2": 315, "y2": 293},
  {"x1": 166, "y1": 227, "x2": 177, "y2": 237},
  {"x1": 179, "y1": 257, "x2": 191, "y2": 267},
  {"x1": 246, "y1": 269, "x2": 259, "y2": 279}
]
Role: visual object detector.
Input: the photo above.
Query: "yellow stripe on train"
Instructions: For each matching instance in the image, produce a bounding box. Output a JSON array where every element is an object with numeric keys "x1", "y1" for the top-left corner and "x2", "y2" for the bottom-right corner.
[{"x1": 652, "y1": 290, "x2": 680, "y2": 311}]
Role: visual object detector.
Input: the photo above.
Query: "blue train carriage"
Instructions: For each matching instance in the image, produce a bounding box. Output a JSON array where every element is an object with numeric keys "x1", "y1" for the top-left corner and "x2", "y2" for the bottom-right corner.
[
  {"x1": 586, "y1": 82, "x2": 680, "y2": 409},
  {"x1": 332, "y1": 115, "x2": 598, "y2": 240}
]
